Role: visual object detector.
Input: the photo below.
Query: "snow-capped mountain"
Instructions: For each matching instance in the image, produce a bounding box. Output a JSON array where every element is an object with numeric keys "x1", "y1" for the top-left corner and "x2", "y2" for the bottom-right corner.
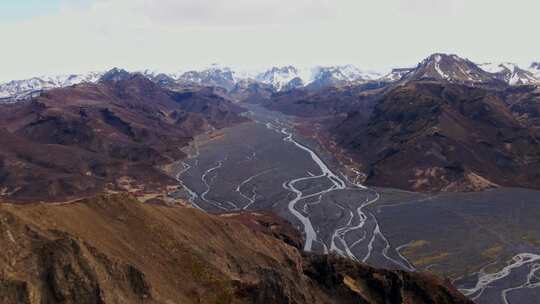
[
  {"x1": 403, "y1": 53, "x2": 496, "y2": 84},
  {"x1": 0, "y1": 66, "x2": 237, "y2": 102},
  {"x1": 0, "y1": 72, "x2": 103, "y2": 102},
  {"x1": 397, "y1": 54, "x2": 540, "y2": 86},
  {"x1": 479, "y1": 62, "x2": 538, "y2": 85},
  {"x1": 2, "y1": 56, "x2": 539, "y2": 102},
  {"x1": 255, "y1": 66, "x2": 307, "y2": 91},
  {"x1": 529, "y1": 62, "x2": 540, "y2": 79},
  {"x1": 324, "y1": 65, "x2": 382, "y2": 82},
  {"x1": 380, "y1": 68, "x2": 414, "y2": 82},
  {"x1": 255, "y1": 65, "x2": 383, "y2": 91},
  {"x1": 307, "y1": 65, "x2": 383, "y2": 90},
  {"x1": 99, "y1": 68, "x2": 132, "y2": 83},
  {"x1": 177, "y1": 65, "x2": 237, "y2": 91}
]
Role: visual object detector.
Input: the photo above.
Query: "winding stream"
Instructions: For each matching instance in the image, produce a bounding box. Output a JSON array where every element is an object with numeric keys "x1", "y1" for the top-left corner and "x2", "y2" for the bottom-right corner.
[
  {"x1": 173, "y1": 106, "x2": 540, "y2": 303},
  {"x1": 175, "y1": 108, "x2": 413, "y2": 270}
]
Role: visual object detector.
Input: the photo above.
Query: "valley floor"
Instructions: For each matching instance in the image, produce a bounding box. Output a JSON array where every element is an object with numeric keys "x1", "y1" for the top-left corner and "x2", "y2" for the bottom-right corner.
[{"x1": 171, "y1": 105, "x2": 540, "y2": 304}]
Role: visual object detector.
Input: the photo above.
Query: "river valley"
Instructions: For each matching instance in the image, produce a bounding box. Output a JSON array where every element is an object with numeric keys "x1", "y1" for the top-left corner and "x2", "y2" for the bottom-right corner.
[{"x1": 171, "y1": 105, "x2": 540, "y2": 304}]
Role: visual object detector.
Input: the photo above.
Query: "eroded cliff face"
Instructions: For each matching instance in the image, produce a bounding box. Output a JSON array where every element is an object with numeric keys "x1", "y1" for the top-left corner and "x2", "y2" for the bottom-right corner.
[{"x1": 0, "y1": 194, "x2": 473, "y2": 304}]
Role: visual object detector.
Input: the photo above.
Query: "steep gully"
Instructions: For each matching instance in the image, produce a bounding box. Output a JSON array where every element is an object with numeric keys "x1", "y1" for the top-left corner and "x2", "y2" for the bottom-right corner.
[{"x1": 173, "y1": 108, "x2": 540, "y2": 303}]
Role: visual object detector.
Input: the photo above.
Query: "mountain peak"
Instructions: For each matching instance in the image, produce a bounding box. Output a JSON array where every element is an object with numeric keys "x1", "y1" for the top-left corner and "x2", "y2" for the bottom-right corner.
[
  {"x1": 420, "y1": 53, "x2": 461, "y2": 65},
  {"x1": 0, "y1": 71, "x2": 104, "y2": 102},
  {"x1": 406, "y1": 53, "x2": 495, "y2": 83},
  {"x1": 479, "y1": 62, "x2": 537, "y2": 85},
  {"x1": 255, "y1": 66, "x2": 303, "y2": 90},
  {"x1": 99, "y1": 68, "x2": 132, "y2": 83},
  {"x1": 480, "y1": 62, "x2": 518, "y2": 73},
  {"x1": 256, "y1": 65, "x2": 383, "y2": 91},
  {"x1": 272, "y1": 65, "x2": 298, "y2": 72},
  {"x1": 421, "y1": 53, "x2": 465, "y2": 65},
  {"x1": 177, "y1": 66, "x2": 237, "y2": 90}
]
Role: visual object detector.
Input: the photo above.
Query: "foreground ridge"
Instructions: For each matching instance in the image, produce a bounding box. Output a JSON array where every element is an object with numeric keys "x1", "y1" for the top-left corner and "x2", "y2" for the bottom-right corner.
[{"x1": 0, "y1": 194, "x2": 473, "y2": 304}]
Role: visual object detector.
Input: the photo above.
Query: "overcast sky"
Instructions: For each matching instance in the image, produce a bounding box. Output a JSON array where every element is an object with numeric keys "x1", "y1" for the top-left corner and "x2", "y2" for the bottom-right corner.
[{"x1": 1, "y1": 0, "x2": 539, "y2": 81}]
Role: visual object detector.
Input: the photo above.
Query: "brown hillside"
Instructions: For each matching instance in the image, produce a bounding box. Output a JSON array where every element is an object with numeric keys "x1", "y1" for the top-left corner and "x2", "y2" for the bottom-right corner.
[
  {"x1": 0, "y1": 74, "x2": 247, "y2": 202},
  {"x1": 0, "y1": 194, "x2": 473, "y2": 304},
  {"x1": 334, "y1": 81, "x2": 540, "y2": 192}
]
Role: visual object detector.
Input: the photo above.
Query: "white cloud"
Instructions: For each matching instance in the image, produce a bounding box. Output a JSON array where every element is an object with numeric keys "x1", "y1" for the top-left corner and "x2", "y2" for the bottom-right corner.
[
  {"x1": 0, "y1": 0, "x2": 539, "y2": 81},
  {"x1": 136, "y1": 0, "x2": 337, "y2": 26}
]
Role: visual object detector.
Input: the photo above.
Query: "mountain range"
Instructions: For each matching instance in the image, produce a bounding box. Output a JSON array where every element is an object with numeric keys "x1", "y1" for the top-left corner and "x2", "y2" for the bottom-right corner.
[
  {"x1": 246, "y1": 54, "x2": 540, "y2": 193},
  {"x1": 3, "y1": 53, "x2": 540, "y2": 195},
  {"x1": 3, "y1": 54, "x2": 539, "y2": 102},
  {"x1": 2, "y1": 53, "x2": 540, "y2": 303}
]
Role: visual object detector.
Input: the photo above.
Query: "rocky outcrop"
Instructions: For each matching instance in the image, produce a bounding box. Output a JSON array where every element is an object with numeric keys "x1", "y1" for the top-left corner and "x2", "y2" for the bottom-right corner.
[{"x1": 0, "y1": 279, "x2": 31, "y2": 304}]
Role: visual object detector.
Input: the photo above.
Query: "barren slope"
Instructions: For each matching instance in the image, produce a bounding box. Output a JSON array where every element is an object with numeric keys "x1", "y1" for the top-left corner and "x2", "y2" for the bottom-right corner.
[
  {"x1": 334, "y1": 81, "x2": 540, "y2": 191},
  {"x1": 0, "y1": 194, "x2": 473, "y2": 304},
  {"x1": 0, "y1": 74, "x2": 247, "y2": 202}
]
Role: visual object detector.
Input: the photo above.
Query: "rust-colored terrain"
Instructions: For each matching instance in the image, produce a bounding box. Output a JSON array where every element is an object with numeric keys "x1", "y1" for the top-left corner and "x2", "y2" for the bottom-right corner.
[
  {"x1": 0, "y1": 74, "x2": 247, "y2": 202},
  {"x1": 0, "y1": 194, "x2": 473, "y2": 304},
  {"x1": 333, "y1": 81, "x2": 540, "y2": 192}
]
